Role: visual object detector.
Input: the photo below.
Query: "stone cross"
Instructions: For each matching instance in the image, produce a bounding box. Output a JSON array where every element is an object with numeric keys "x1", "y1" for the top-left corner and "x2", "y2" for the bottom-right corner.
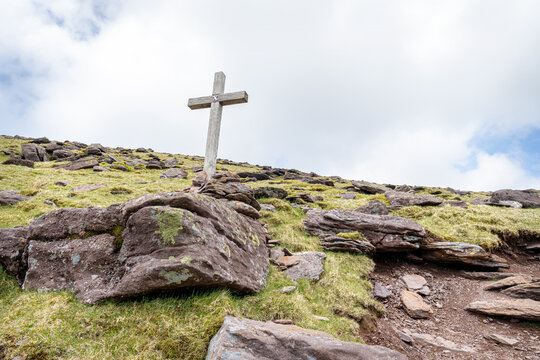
[{"x1": 188, "y1": 72, "x2": 248, "y2": 178}]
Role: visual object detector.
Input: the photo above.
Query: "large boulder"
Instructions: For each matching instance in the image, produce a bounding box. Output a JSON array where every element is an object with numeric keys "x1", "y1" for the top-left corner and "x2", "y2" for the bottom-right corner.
[
  {"x1": 466, "y1": 298, "x2": 540, "y2": 321},
  {"x1": 17, "y1": 192, "x2": 270, "y2": 304},
  {"x1": 56, "y1": 157, "x2": 99, "y2": 171},
  {"x1": 0, "y1": 190, "x2": 31, "y2": 205},
  {"x1": 0, "y1": 227, "x2": 29, "y2": 283},
  {"x1": 385, "y1": 190, "x2": 443, "y2": 207},
  {"x1": 419, "y1": 242, "x2": 508, "y2": 269},
  {"x1": 206, "y1": 316, "x2": 407, "y2": 360},
  {"x1": 304, "y1": 209, "x2": 425, "y2": 252},
  {"x1": 21, "y1": 143, "x2": 48, "y2": 162},
  {"x1": 489, "y1": 189, "x2": 540, "y2": 208}
]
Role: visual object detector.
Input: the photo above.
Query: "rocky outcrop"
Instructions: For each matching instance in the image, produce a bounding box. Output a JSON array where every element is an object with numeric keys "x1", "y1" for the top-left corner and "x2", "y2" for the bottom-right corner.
[
  {"x1": 484, "y1": 275, "x2": 533, "y2": 291},
  {"x1": 160, "y1": 168, "x2": 188, "y2": 179},
  {"x1": 356, "y1": 200, "x2": 389, "y2": 215},
  {"x1": 466, "y1": 299, "x2": 540, "y2": 321},
  {"x1": 281, "y1": 251, "x2": 326, "y2": 282},
  {"x1": 253, "y1": 187, "x2": 288, "y2": 199},
  {"x1": 501, "y1": 282, "x2": 540, "y2": 301},
  {"x1": 206, "y1": 316, "x2": 408, "y2": 360},
  {"x1": 57, "y1": 157, "x2": 99, "y2": 171},
  {"x1": 0, "y1": 227, "x2": 29, "y2": 283},
  {"x1": 350, "y1": 180, "x2": 389, "y2": 194},
  {"x1": 419, "y1": 242, "x2": 508, "y2": 269},
  {"x1": 489, "y1": 189, "x2": 540, "y2": 209},
  {"x1": 304, "y1": 209, "x2": 425, "y2": 252},
  {"x1": 0, "y1": 190, "x2": 31, "y2": 205},
  {"x1": 3, "y1": 192, "x2": 270, "y2": 304},
  {"x1": 319, "y1": 235, "x2": 376, "y2": 255},
  {"x1": 2, "y1": 158, "x2": 34, "y2": 167},
  {"x1": 21, "y1": 143, "x2": 48, "y2": 162},
  {"x1": 197, "y1": 173, "x2": 261, "y2": 211},
  {"x1": 385, "y1": 190, "x2": 443, "y2": 207}
]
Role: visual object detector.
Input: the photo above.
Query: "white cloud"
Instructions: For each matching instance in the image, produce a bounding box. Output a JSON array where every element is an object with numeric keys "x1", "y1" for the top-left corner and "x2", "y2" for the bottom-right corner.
[{"x1": 1, "y1": 0, "x2": 539, "y2": 190}]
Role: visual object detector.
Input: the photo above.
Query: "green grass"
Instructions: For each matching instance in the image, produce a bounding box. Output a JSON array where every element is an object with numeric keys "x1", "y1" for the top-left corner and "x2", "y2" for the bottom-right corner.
[{"x1": 1, "y1": 135, "x2": 539, "y2": 359}]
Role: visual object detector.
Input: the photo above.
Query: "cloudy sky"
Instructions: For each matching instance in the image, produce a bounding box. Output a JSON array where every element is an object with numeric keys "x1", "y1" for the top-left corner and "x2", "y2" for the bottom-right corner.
[{"x1": 1, "y1": 1, "x2": 539, "y2": 191}]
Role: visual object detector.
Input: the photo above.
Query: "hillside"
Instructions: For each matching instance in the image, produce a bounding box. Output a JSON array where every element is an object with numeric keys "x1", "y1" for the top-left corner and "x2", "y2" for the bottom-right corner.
[{"x1": 0, "y1": 135, "x2": 539, "y2": 360}]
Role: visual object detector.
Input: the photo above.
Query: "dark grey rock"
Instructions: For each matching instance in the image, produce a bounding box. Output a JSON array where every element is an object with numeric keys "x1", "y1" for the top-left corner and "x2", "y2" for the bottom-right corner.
[
  {"x1": 0, "y1": 190, "x2": 31, "y2": 205},
  {"x1": 420, "y1": 242, "x2": 508, "y2": 269},
  {"x1": 160, "y1": 168, "x2": 188, "y2": 179},
  {"x1": 490, "y1": 189, "x2": 540, "y2": 208},
  {"x1": 254, "y1": 187, "x2": 288, "y2": 199},
  {"x1": 21, "y1": 143, "x2": 48, "y2": 162}
]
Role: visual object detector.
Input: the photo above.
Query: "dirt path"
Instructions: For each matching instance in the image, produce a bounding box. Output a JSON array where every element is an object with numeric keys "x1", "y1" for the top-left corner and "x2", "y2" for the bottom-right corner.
[{"x1": 363, "y1": 255, "x2": 540, "y2": 360}]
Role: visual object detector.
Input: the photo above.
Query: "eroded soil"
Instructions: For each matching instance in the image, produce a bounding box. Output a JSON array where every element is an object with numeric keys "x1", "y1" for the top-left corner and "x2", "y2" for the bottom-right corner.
[{"x1": 363, "y1": 254, "x2": 540, "y2": 360}]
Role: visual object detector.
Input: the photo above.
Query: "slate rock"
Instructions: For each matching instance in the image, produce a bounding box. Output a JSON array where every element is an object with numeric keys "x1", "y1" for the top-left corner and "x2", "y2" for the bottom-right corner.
[
  {"x1": 419, "y1": 242, "x2": 508, "y2": 269},
  {"x1": 304, "y1": 209, "x2": 425, "y2": 252},
  {"x1": 28, "y1": 206, "x2": 121, "y2": 241},
  {"x1": 374, "y1": 282, "x2": 392, "y2": 299},
  {"x1": 319, "y1": 235, "x2": 376, "y2": 255},
  {"x1": 385, "y1": 190, "x2": 443, "y2": 207},
  {"x1": 254, "y1": 187, "x2": 288, "y2": 199},
  {"x1": 284, "y1": 251, "x2": 326, "y2": 282},
  {"x1": 58, "y1": 157, "x2": 99, "y2": 171},
  {"x1": 484, "y1": 275, "x2": 532, "y2": 291},
  {"x1": 460, "y1": 271, "x2": 517, "y2": 280},
  {"x1": 490, "y1": 189, "x2": 540, "y2": 208},
  {"x1": 2, "y1": 158, "x2": 34, "y2": 167},
  {"x1": 24, "y1": 234, "x2": 118, "y2": 300},
  {"x1": 0, "y1": 227, "x2": 29, "y2": 283},
  {"x1": 486, "y1": 334, "x2": 519, "y2": 346},
  {"x1": 401, "y1": 290, "x2": 433, "y2": 319},
  {"x1": 228, "y1": 200, "x2": 261, "y2": 220},
  {"x1": 340, "y1": 192, "x2": 357, "y2": 200},
  {"x1": 160, "y1": 168, "x2": 188, "y2": 179},
  {"x1": 351, "y1": 180, "x2": 389, "y2": 194},
  {"x1": 466, "y1": 298, "x2": 540, "y2": 321},
  {"x1": 401, "y1": 274, "x2": 427, "y2": 291},
  {"x1": 206, "y1": 316, "x2": 407, "y2": 360},
  {"x1": 21, "y1": 143, "x2": 48, "y2": 162},
  {"x1": 199, "y1": 177, "x2": 261, "y2": 211},
  {"x1": 501, "y1": 282, "x2": 540, "y2": 301},
  {"x1": 356, "y1": 200, "x2": 389, "y2": 215},
  {"x1": 0, "y1": 190, "x2": 31, "y2": 205},
  {"x1": 52, "y1": 149, "x2": 73, "y2": 160}
]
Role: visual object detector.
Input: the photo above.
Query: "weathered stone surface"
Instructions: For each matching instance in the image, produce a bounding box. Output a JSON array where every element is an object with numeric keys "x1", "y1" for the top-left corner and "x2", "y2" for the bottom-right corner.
[
  {"x1": 401, "y1": 290, "x2": 433, "y2": 319},
  {"x1": 460, "y1": 271, "x2": 517, "y2": 280},
  {"x1": 340, "y1": 192, "x2": 357, "y2": 200},
  {"x1": 373, "y1": 282, "x2": 392, "y2": 299},
  {"x1": 420, "y1": 242, "x2": 508, "y2": 269},
  {"x1": 304, "y1": 209, "x2": 425, "y2": 252},
  {"x1": 401, "y1": 274, "x2": 427, "y2": 291},
  {"x1": 484, "y1": 275, "x2": 532, "y2": 291},
  {"x1": 160, "y1": 168, "x2": 188, "y2": 179},
  {"x1": 275, "y1": 255, "x2": 301, "y2": 268},
  {"x1": 228, "y1": 200, "x2": 261, "y2": 220},
  {"x1": 206, "y1": 316, "x2": 407, "y2": 360},
  {"x1": 401, "y1": 330, "x2": 476, "y2": 354},
  {"x1": 351, "y1": 180, "x2": 389, "y2": 194},
  {"x1": 466, "y1": 298, "x2": 540, "y2": 321},
  {"x1": 236, "y1": 171, "x2": 271, "y2": 180},
  {"x1": 52, "y1": 149, "x2": 73, "y2": 160},
  {"x1": 283, "y1": 251, "x2": 326, "y2": 282},
  {"x1": 23, "y1": 234, "x2": 118, "y2": 301},
  {"x1": 0, "y1": 227, "x2": 29, "y2": 283},
  {"x1": 58, "y1": 157, "x2": 99, "y2": 171},
  {"x1": 356, "y1": 200, "x2": 389, "y2": 215},
  {"x1": 486, "y1": 334, "x2": 519, "y2": 346},
  {"x1": 93, "y1": 166, "x2": 110, "y2": 172},
  {"x1": 199, "y1": 177, "x2": 261, "y2": 211},
  {"x1": 2, "y1": 158, "x2": 34, "y2": 167},
  {"x1": 0, "y1": 190, "x2": 31, "y2": 205},
  {"x1": 18, "y1": 192, "x2": 270, "y2": 304},
  {"x1": 501, "y1": 282, "x2": 540, "y2": 301},
  {"x1": 28, "y1": 206, "x2": 121, "y2": 241},
  {"x1": 21, "y1": 143, "x2": 48, "y2": 162},
  {"x1": 319, "y1": 235, "x2": 376, "y2": 255},
  {"x1": 72, "y1": 183, "x2": 107, "y2": 192},
  {"x1": 253, "y1": 186, "x2": 288, "y2": 199},
  {"x1": 490, "y1": 189, "x2": 540, "y2": 209},
  {"x1": 385, "y1": 190, "x2": 443, "y2": 207}
]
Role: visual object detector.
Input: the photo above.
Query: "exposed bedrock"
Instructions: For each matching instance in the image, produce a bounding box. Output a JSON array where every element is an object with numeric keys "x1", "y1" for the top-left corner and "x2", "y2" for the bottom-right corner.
[
  {"x1": 206, "y1": 316, "x2": 408, "y2": 360},
  {"x1": 304, "y1": 209, "x2": 425, "y2": 252},
  {"x1": 1, "y1": 192, "x2": 270, "y2": 304}
]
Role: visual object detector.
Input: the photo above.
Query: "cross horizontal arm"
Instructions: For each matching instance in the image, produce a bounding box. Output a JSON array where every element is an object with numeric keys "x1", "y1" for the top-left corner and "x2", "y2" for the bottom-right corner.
[{"x1": 188, "y1": 91, "x2": 248, "y2": 110}]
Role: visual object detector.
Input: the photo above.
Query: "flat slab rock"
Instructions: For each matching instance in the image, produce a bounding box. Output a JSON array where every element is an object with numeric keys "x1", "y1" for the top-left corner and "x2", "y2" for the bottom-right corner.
[
  {"x1": 0, "y1": 190, "x2": 31, "y2": 205},
  {"x1": 385, "y1": 190, "x2": 443, "y2": 207},
  {"x1": 7, "y1": 192, "x2": 270, "y2": 304},
  {"x1": 282, "y1": 251, "x2": 326, "y2": 282},
  {"x1": 466, "y1": 298, "x2": 540, "y2": 321},
  {"x1": 501, "y1": 281, "x2": 540, "y2": 301},
  {"x1": 419, "y1": 241, "x2": 508, "y2": 269},
  {"x1": 401, "y1": 330, "x2": 476, "y2": 354},
  {"x1": 304, "y1": 208, "x2": 425, "y2": 252},
  {"x1": 206, "y1": 316, "x2": 407, "y2": 360}
]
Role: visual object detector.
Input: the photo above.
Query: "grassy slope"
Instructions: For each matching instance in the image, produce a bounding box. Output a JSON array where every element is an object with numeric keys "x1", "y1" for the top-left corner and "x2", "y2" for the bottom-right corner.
[{"x1": 0, "y1": 135, "x2": 538, "y2": 359}]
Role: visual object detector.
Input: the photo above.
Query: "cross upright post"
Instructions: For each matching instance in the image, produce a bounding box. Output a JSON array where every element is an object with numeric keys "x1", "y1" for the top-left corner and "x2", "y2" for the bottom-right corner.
[{"x1": 188, "y1": 72, "x2": 248, "y2": 179}]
